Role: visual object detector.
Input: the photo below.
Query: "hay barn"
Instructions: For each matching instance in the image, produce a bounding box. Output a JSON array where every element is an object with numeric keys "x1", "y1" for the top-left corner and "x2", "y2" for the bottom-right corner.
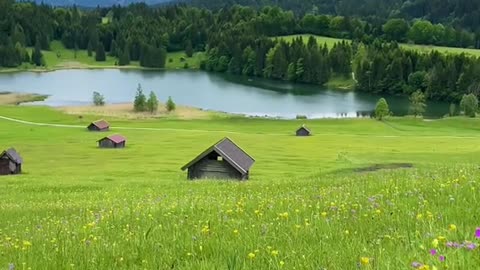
[
  {"x1": 296, "y1": 125, "x2": 311, "y2": 136},
  {"x1": 181, "y1": 137, "x2": 255, "y2": 180},
  {"x1": 87, "y1": 120, "x2": 110, "y2": 132},
  {"x1": 0, "y1": 148, "x2": 22, "y2": 175},
  {"x1": 98, "y1": 135, "x2": 126, "y2": 148}
]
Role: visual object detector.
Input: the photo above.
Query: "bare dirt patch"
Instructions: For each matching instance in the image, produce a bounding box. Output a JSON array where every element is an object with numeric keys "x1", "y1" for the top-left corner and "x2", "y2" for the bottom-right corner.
[
  {"x1": 58, "y1": 103, "x2": 215, "y2": 120},
  {"x1": 354, "y1": 163, "x2": 414, "y2": 173}
]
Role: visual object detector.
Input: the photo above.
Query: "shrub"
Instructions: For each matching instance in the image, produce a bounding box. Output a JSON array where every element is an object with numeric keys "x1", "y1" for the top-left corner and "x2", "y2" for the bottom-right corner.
[
  {"x1": 375, "y1": 98, "x2": 390, "y2": 120},
  {"x1": 92, "y1": 91, "x2": 105, "y2": 106},
  {"x1": 166, "y1": 96, "x2": 176, "y2": 112}
]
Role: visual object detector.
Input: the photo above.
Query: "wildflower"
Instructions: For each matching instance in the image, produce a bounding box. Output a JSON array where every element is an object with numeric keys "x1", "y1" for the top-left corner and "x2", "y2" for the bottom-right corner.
[
  {"x1": 466, "y1": 242, "x2": 477, "y2": 250},
  {"x1": 430, "y1": 249, "x2": 437, "y2": 256},
  {"x1": 321, "y1": 212, "x2": 327, "y2": 217},
  {"x1": 279, "y1": 212, "x2": 289, "y2": 219},
  {"x1": 248, "y1": 253, "x2": 255, "y2": 259},
  {"x1": 431, "y1": 239, "x2": 439, "y2": 248},
  {"x1": 233, "y1": 229, "x2": 239, "y2": 235},
  {"x1": 416, "y1": 214, "x2": 423, "y2": 220},
  {"x1": 412, "y1": 262, "x2": 423, "y2": 268},
  {"x1": 418, "y1": 265, "x2": 430, "y2": 270},
  {"x1": 22, "y1": 241, "x2": 32, "y2": 247},
  {"x1": 360, "y1": 257, "x2": 370, "y2": 266},
  {"x1": 279, "y1": 261, "x2": 285, "y2": 267},
  {"x1": 345, "y1": 230, "x2": 350, "y2": 235},
  {"x1": 375, "y1": 209, "x2": 381, "y2": 214},
  {"x1": 201, "y1": 225, "x2": 209, "y2": 234},
  {"x1": 437, "y1": 236, "x2": 446, "y2": 242},
  {"x1": 271, "y1": 250, "x2": 279, "y2": 256},
  {"x1": 8, "y1": 263, "x2": 15, "y2": 270},
  {"x1": 439, "y1": 256, "x2": 445, "y2": 262},
  {"x1": 475, "y1": 227, "x2": 480, "y2": 239},
  {"x1": 448, "y1": 224, "x2": 457, "y2": 231}
]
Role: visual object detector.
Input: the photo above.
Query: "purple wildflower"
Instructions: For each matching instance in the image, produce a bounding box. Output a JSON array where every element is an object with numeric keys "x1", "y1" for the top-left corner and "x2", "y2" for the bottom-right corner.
[
  {"x1": 439, "y1": 256, "x2": 446, "y2": 262},
  {"x1": 466, "y1": 243, "x2": 477, "y2": 250},
  {"x1": 475, "y1": 227, "x2": 480, "y2": 239},
  {"x1": 430, "y1": 249, "x2": 437, "y2": 256},
  {"x1": 411, "y1": 262, "x2": 423, "y2": 268}
]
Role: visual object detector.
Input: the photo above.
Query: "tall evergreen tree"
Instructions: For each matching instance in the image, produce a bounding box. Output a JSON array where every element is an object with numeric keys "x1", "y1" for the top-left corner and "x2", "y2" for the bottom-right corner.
[{"x1": 95, "y1": 43, "x2": 106, "y2": 62}]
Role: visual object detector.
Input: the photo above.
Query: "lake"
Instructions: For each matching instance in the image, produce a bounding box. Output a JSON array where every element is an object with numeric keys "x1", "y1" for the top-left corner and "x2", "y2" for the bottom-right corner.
[{"x1": 0, "y1": 69, "x2": 449, "y2": 119}]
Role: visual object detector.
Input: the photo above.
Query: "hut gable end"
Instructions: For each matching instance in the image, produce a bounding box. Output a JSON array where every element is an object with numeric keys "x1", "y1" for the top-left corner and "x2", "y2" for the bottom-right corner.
[
  {"x1": 296, "y1": 125, "x2": 312, "y2": 136},
  {"x1": 0, "y1": 148, "x2": 22, "y2": 175}
]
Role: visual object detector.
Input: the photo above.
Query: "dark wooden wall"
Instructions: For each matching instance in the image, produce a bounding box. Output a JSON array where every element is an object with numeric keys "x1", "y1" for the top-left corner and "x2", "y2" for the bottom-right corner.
[
  {"x1": 296, "y1": 129, "x2": 310, "y2": 136},
  {"x1": 187, "y1": 156, "x2": 245, "y2": 180}
]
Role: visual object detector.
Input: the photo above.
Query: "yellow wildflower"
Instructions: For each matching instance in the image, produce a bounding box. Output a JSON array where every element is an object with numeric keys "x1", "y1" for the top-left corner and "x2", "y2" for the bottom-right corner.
[
  {"x1": 449, "y1": 224, "x2": 457, "y2": 231},
  {"x1": 416, "y1": 214, "x2": 423, "y2": 220},
  {"x1": 279, "y1": 261, "x2": 285, "y2": 266},
  {"x1": 271, "y1": 250, "x2": 279, "y2": 256},
  {"x1": 248, "y1": 253, "x2": 256, "y2": 259},
  {"x1": 432, "y1": 239, "x2": 439, "y2": 248},
  {"x1": 360, "y1": 257, "x2": 370, "y2": 266},
  {"x1": 233, "y1": 229, "x2": 239, "y2": 235},
  {"x1": 321, "y1": 212, "x2": 327, "y2": 217}
]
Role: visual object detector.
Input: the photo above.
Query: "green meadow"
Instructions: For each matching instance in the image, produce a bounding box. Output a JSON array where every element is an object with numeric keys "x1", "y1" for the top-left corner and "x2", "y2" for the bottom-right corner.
[
  {"x1": 279, "y1": 34, "x2": 480, "y2": 56},
  {"x1": 0, "y1": 41, "x2": 204, "y2": 73},
  {"x1": 0, "y1": 105, "x2": 479, "y2": 269}
]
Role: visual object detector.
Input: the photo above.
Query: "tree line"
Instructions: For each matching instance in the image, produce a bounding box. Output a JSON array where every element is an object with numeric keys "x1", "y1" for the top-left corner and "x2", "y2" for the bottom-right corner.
[{"x1": 1, "y1": 1, "x2": 480, "y2": 104}]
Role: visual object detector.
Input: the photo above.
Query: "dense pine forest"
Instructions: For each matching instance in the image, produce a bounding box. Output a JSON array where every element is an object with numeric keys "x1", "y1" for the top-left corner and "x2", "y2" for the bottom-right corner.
[{"x1": 1, "y1": 0, "x2": 480, "y2": 102}]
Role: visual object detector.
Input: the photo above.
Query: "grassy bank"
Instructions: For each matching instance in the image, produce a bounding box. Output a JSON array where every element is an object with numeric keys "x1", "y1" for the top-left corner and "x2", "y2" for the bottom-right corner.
[
  {"x1": 0, "y1": 106, "x2": 479, "y2": 269},
  {"x1": 0, "y1": 41, "x2": 205, "y2": 73},
  {"x1": 0, "y1": 92, "x2": 48, "y2": 105}
]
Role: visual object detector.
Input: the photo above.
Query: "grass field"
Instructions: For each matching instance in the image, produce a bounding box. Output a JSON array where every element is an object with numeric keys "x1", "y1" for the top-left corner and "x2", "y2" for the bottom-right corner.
[
  {"x1": 279, "y1": 34, "x2": 480, "y2": 56},
  {"x1": 0, "y1": 41, "x2": 205, "y2": 73},
  {"x1": 0, "y1": 105, "x2": 479, "y2": 269}
]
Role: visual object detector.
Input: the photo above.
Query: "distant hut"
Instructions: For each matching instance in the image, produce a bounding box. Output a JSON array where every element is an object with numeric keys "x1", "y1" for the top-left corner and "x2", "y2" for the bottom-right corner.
[
  {"x1": 0, "y1": 148, "x2": 23, "y2": 175},
  {"x1": 98, "y1": 135, "x2": 126, "y2": 148},
  {"x1": 87, "y1": 120, "x2": 110, "y2": 132},
  {"x1": 296, "y1": 125, "x2": 312, "y2": 136},
  {"x1": 181, "y1": 137, "x2": 255, "y2": 180}
]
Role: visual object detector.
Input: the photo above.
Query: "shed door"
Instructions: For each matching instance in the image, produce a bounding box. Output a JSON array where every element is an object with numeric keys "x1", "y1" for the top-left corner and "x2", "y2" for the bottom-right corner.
[{"x1": 0, "y1": 159, "x2": 10, "y2": 175}]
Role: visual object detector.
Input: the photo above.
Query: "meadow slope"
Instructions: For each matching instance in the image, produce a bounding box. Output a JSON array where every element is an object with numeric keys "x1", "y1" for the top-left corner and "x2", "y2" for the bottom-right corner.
[
  {"x1": 278, "y1": 35, "x2": 480, "y2": 57},
  {"x1": 0, "y1": 106, "x2": 479, "y2": 269}
]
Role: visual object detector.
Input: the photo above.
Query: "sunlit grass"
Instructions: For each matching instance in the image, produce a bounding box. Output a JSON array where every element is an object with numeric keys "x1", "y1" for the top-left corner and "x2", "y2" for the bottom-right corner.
[{"x1": 0, "y1": 106, "x2": 479, "y2": 269}]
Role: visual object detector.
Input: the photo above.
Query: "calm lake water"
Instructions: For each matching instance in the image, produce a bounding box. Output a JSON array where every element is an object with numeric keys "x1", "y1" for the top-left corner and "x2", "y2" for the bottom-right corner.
[{"x1": 0, "y1": 69, "x2": 449, "y2": 119}]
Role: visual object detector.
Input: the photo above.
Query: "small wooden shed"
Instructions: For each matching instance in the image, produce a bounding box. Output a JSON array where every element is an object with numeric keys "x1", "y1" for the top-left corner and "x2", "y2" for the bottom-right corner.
[
  {"x1": 98, "y1": 135, "x2": 126, "y2": 148},
  {"x1": 87, "y1": 120, "x2": 110, "y2": 132},
  {"x1": 181, "y1": 137, "x2": 255, "y2": 180},
  {"x1": 0, "y1": 148, "x2": 23, "y2": 175},
  {"x1": 296, "y1": 125, "x2": 311, "y2": 136}
]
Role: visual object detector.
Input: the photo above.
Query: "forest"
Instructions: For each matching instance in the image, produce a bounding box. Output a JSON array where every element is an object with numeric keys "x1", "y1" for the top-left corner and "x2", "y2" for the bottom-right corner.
[{"x1": 1, "y1": 0, "x2": 480, "y2": 102}]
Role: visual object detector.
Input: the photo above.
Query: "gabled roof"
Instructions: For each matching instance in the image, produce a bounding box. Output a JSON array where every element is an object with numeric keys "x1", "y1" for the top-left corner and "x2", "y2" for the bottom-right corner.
[
  {"x1": 181, "y1": 137, "x2": 255, "y2": 174},
  {"x1": 98, "y1": 134, "x2": 126, "y2": 144},
  {"x1": 297, "y1": 125, "x2": 311, "y2": 134},
  {"x1": 0, "y1": 148, "x2": 23, "y2": 164},
  {"x1": 89, "y1": 120, "x2": 110, "y2": 129}
]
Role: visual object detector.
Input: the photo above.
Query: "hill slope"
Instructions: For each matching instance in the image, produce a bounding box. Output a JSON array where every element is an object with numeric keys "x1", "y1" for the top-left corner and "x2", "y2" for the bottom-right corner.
[{"x1": 29, "y1": 0, "x2": 171, "y2": 7}]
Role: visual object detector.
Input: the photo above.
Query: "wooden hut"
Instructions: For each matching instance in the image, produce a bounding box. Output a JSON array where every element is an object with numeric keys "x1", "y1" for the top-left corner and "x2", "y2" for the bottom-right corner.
[
  {"x1": 181, "y1": 137, "x2": 255, "y2": 180},
  {"x1": 87, "y1": 120, "x2": 110, "y2": 132},
  {"x1": 296, "y1": 125, "x2": 311, "y2": 136},
  {"x1": 0, "y1": 148, "x2": 23, "y2": 175},
  {"x1": 98, "y1": 135, "x2": 126, "y2": 148}
]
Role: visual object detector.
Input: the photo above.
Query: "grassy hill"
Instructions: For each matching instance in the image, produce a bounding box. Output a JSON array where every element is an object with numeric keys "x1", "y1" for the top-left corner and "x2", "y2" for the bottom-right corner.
[
  {"x1": 279, "y1": 34, "x2": 480, "y2": 56},
  {"x1": 0, "y1": 105, "x2": 479, "y2": 269}
]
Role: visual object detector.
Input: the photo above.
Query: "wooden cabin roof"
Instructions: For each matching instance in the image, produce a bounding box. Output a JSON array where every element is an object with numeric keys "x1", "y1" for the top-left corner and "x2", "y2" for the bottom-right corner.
[
  {"x1": 1, "y1": 148, "x2": 23, "y2": 164},
  {"x1": 98, "y1": 134, "x2": 126, "y2": 144},
  {"x1": 89, "y1": 120, "x2": 110, "y2": 129},
  {"x1": 181, "y1": 137, "x2": 255, "y2": 174},
  {"x1": 297, "y1": 125, "x2": 311, "y2": 134}
]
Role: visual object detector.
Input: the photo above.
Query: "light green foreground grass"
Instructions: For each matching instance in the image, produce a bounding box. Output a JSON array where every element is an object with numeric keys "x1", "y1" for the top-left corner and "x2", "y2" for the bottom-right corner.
[
  {"x1": 279, "y1": 34, "x2": 480, "y2": 56},
  {"x1": 0, "y1": 106, "x2": 480, "y2": 269},
  {"x1": 0, "y1": 41, "x2": 205, "y2": 73}
]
